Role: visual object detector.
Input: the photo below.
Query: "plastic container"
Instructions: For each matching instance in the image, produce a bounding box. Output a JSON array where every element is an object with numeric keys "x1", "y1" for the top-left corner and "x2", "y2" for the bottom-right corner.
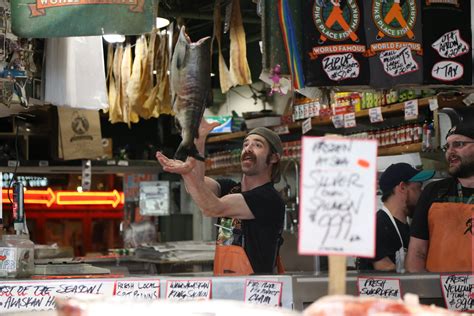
[{"x1": 0, "y1": 234, "x2": 35, "y2": 278}]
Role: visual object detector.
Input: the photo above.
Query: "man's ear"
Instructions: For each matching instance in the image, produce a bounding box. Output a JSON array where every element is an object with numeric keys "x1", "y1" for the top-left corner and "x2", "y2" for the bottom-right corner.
[{"x1": 270, "y1": 153, "x2": 280, "y2": 164}]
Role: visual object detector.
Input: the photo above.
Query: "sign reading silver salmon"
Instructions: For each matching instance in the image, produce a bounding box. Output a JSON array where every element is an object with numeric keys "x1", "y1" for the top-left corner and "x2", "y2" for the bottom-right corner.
[{"x1": 170, "y1": 27, "x2": 212, "y2": 162}]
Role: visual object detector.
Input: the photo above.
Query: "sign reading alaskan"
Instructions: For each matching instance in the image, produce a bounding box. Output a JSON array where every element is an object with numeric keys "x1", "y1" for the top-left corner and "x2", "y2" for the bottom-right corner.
[
  {"x1": 303, "y1": 0, "x2": 369, "y2": 86},
  {"x1": 11, "y1": 0, "x2": 155, "y2": 37}
]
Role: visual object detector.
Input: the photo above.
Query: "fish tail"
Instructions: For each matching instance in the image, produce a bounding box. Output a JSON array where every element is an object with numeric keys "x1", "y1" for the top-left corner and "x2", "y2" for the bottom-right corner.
[{"x1": 174, "y1": 143, "x2": 205, "y2": 162}]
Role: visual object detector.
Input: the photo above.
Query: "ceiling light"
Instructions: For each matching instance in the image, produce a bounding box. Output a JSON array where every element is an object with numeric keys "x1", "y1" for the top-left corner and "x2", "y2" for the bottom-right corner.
[
  {"x1": 103, "y1": 34, "x2": 126, "y2": 43},
  {"x1": 156, "y1": 17, "x2": 170, "y2": 29}
]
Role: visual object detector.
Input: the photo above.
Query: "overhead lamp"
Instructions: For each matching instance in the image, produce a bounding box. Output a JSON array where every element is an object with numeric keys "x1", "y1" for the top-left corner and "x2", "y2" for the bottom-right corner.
[
  {"x1": 103, "y1": 34, "x2": 126, "y2": 43},
  {"x1": 156, "y1": 17, "x2": 170, "y2": 29}
]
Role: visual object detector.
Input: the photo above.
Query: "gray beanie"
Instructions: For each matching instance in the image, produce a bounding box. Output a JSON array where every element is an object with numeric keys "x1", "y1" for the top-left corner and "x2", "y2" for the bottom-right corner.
[{"x1": 247, "y1": 127, "x2": 283, "y2": 182}]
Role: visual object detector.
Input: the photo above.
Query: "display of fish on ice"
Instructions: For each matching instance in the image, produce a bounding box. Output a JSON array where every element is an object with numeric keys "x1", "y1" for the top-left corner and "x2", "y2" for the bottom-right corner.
[{"x1": 170, "y1": 26, "x2": 212, "y2": 161}]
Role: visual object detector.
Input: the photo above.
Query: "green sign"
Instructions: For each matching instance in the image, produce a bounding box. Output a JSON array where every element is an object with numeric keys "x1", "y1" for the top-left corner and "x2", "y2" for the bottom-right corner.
[{"x1": 11, "y1": 0, "x2": 156, "y2": 38}]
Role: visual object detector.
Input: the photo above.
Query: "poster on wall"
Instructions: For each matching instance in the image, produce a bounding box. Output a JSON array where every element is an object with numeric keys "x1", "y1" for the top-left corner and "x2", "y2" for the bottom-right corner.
[
  {"x1": 303, "y1": 0, "x2": 370, "y2": 86},
  {"x1": 10, "y1": 0, "x2": 156, "y2": 37},
  {"x1": 422, "y1": 1, "x2": 472, "y2": 85},
  {"x1": 364, "y1": 0, "x2": 423, "y2": 88}
]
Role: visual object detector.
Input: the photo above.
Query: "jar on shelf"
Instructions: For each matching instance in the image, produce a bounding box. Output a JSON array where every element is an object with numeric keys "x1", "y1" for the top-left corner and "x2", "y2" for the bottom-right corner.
[{"x1": 0, "y1": 234, "x2": 35, "y2": 278}]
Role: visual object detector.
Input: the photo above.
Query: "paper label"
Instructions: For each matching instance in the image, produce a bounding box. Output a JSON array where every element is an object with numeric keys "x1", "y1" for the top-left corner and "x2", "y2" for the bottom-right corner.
[
  {"x1": 357, "y1": 277, "x2": 401, "y2": 300},
  {"x1": 369, "y1": 107, "x2": 384, "y2": 123},
  {"x1": 0, "y1": 247, "x2": 17, "y2": 273},
  {"x1": 166, "y1": 280, "x2": 211, "y2": 301},
  {"x1": 429, "y1": 98, "x2": 439, "y2": 111},
  {"x1": 404, "y1": 99, "x2": 418, "y2": 121},
  {"x1": 440, "y1": 274, "x2": 474, "y2": 312},
  {"x1": 302, "y1": 118, "x2": 312, "y2": 134},
  {"x1": 299, "y1": 137, "x2": 377, "y2": 256},
  {"x1": 331, "y1": 114, "x2": 344, "y2": 129},
  {"x1": 244, "y1": 280, "x2": 282, "y2": 307},
  {"x1": 114, "y1": 280, "x2": 160, "y2": 300},
  {"x1": 343, "y1": 112, "x2": 356, "y2": 128}
]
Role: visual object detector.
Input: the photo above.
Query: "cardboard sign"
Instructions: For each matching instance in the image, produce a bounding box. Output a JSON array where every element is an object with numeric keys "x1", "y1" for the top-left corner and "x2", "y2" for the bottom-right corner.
[
  {"x1": 369, "y1": 107, "x2": 384, "y2": 123},
  {"x1": 440, "y1": 274, "x2": 474, "y2": 312},
  {"x1": 357, "y1": 277, "x2": 402, "y2": 300},
  {"x1": 244, "y1": 280, "x2": 282, "y2": 307},
  {"x1": 298, "y1": 137, "x2": 377, "y2": 257},
  {"x1": 404, "y1": 99, "x2": 419, "y2": 121},
  {"x1": 166, "y1": 280, "x2": 211, "y2": 301},
  {"x1": 114, "y1": 280, "x2": 160, "y2": 300},
  {"x1": 0, "y1": 280, "x2": 115, "y2": 313}
]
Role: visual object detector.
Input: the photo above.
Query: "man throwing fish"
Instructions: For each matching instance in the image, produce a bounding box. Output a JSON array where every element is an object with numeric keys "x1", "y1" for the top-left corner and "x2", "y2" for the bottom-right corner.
[{"x1": 156, "y1": 120, "x2": 285, "y2": 275}]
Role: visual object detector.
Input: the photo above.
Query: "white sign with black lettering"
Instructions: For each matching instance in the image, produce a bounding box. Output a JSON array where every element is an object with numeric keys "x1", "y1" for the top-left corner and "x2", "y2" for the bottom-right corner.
[
  {"x1": 298, "y1": 137, "x2": 377, "y2": 256},
  {"x1": 343, "y1": 112, "x2": 356, "y2": 128},
  {"x1": 302, "y1": 118, "x2": 312, "y2": 135},
  {"x1": 331, "y1": 114, "x2": 344, "y2": 129},
  {"x1": 379, "y1": 47, "x2": 418, "y2": 77},
  {"x1": 0, "y1": 280, "x2": 115, "y2": 313},
  {"x1": 432, "y1": 30, "x2": 470, "y2": 59},
  {"x1": 432, "y1": 61, "x2": 464, "y2": 82},
  {"x1": 404, "y1": 99, "x2": 418, "y2": 121},
  {"x1": 369, "y1": 107, "x2": 384, "y2": 123},
  {"x1": 357, "y1": 277, "x2": 401, "y2": 300},
  {"x1": 440, "y1": 274, "x2": 474, "y2": 312},
  {"x1": 166, "y1": 280, "x2": 211, "y2": 301},
  {"x1": 114, "y1": 280, "x2": 160, "y2": 300},
  {"x1": 429, "y1": 98, "x2": 439, "y2": 111},
  {"x1": 322, "y1": 53, "x2": 360, "y2": 81},
  {"x1": 244, "y1": 280, "x2": 282, "y2": 307}
]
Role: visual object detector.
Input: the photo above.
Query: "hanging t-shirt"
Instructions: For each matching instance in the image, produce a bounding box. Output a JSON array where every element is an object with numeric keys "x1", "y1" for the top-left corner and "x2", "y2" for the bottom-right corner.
[
  {"x1": 364, "y1": 0, "x2": 423, "y2": 88},
  {"x1": 303, "y1": 0, "x2": 370, "y2": 86},
  {"x1": 216, "y1": 179, "x2": 285, "y2": 274},
  {"x1": 422, "y1": 1, "x2": 472, "y2": 85}
]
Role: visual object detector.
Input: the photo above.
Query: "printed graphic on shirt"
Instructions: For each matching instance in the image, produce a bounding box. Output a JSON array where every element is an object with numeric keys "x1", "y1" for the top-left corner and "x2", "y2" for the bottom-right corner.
[
  {"x1": 373, "y1": 0, "x2": 417, "y2": 40},
  {"x1": 425, "y1": 0, "x2": 459, "y2": 6},
  {"x1": 313, "y1": 0, "x2": 360, "y2": 43},
  {"x1": 464, "y1": 218, "x2": 472, "y2": 235},
  {"x1": 432, "y1": 30, "x2": 469, "y2": 59},
  {"x1": 216, "y1": 184, "x2": 243, "y2": 247}
]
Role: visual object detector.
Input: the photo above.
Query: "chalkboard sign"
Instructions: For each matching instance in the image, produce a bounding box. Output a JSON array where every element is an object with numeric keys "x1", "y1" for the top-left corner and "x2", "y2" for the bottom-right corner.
[
  {"x1": 114, "y1": 280, "x2": 160, "y2": 300},
  {"x1": 244, "y1": 280, "x2": 282, "y2": 307},
  {"x1": 440, "y1": 274, "x2": 474, "y2": 312},
  {"x1": 166, "y1": 280, "x2": 212, "y2": 301},
  {"x1": 299, "y1": 137, "x2": 377, "y2": 257},
  {"x1": 357, "y1": 277, "x2": 402, "y2": 300}
]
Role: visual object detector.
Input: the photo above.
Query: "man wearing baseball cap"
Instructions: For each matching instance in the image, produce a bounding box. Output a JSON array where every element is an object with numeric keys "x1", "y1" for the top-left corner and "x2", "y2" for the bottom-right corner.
[
  {"x1": 406, "y1": 122, "x2": 474, "y2": 272},
  {"x1": 156, "y1": 121, "x2": 285, "y2": 275},
  {"x1": 357, "y1": 163, "x2": 434, "y2": 272}
]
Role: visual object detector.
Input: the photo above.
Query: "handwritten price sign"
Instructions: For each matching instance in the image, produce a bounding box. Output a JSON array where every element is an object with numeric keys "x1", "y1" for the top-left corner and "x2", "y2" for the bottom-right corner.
[
  {"x1": 298, "y1": 137, "x2": 377, "y2": 256},
  {"x1": 357, "y1": 277, "x2": 401, "y2": 300},
  {"x1": 166, "y1": 280, "x2": 211, "y2": 301},
  {"x1": 440, "y1": 274, "x2": 474, "y2": 312},
  {"x1": 114, "y1": 280, "x2": 160, "y2": 300},
  {"x1": 244, "y1": 280, "x2": 282, "y2": 307}
]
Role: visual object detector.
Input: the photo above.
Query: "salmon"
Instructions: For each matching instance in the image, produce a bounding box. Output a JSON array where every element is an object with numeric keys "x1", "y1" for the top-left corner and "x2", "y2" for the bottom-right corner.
[{"x1": 170, "y1": 26, "x2": 212, "y2": 161}]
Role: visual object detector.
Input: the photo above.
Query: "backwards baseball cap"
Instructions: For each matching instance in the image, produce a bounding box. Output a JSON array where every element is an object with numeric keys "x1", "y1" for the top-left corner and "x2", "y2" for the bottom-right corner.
[
  {"x1": 379, "y1": 163, "x2": 435, "y2": 195},
  {"x1": 246, "y1": 127, "x2": 283, "y2": 182},
  {"x1": 446, "y1": 122, "x2": 474, "y2": 140}
]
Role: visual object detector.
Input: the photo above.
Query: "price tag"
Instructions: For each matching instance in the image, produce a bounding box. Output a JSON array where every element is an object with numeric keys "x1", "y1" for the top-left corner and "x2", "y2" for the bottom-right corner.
[
  {"x1": 302, "y1": 118, "x2": 312, "y2": 134},
  {"x1": 357, "y1": 277, "x2": 401, "y2": 300},
  {"x1": 118, "y1": 160, "x2": 129, "y2": 166},
  {"x1": 331, "y1": 114, "x2": 344, "y2": 129},
  {"x1": 38, "y1": 161, "x2": 49, "y2": 167},
  {"x1": 369, "y1": 107, "x2": 384, "y2": 123},
  {"x1": 166, "y1": 280, "x2": 211, "y2": 301},
  {"x1": 7, "y1": 161, "x2": 18, "y2": 167},
  {"x1": 429, "y1": 98, "x2": 439, "y2": 111},
  {"x1": 273, "y1": 125, "x2": 290, "y2": 135},
  {"x1": 299, "y1": 137, "x2": 377, "y2": 257},
  {"x1": 404, "y1": 99, "x2": 418, "y2": 120},
  {"x1": 114, "y1": 280, "x2": 160, "y2": 300},
  {"x1": 107, "y1": 160, "x2": 117, "y2": 165},
  {"x1": 440, "y1": 274, "x2": 474, "y2": 312},
  {"x1": 343, "y1": 112, "x2": 356, "y2": 128},
  {"x1": 244, "y1": 280, "x2": 282, "y2": 307}
]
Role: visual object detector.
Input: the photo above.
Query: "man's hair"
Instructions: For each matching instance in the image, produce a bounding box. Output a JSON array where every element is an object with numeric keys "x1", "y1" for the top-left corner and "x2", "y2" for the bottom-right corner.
[
  {"x1": 266, "y1": 147, "x2": 282, "y2": 183},
  {"x1": 381, "y1": 188, "x2": 395, "y2": 202}
]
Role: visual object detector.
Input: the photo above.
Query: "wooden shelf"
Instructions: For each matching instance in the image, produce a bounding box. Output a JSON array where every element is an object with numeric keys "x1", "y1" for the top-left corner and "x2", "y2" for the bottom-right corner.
[
  {"x1": 378, "y1": 142, "x2": 422, "y2": 156},
  {"x1": 206, "y1": 97, "x2": 434, "y2": 143}
]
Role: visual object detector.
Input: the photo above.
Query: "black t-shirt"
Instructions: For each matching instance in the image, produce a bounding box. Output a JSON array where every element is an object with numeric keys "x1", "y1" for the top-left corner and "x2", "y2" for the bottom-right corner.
[
  {"x1": 411, "y1": 178, "x2": 474, "y2": 240},
  {"x1": 358, "y1": 209, "x2": 410, "y2": 271},
  {"x1": 216, "y1": 179, "x2": 285, "y2": 274}
]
